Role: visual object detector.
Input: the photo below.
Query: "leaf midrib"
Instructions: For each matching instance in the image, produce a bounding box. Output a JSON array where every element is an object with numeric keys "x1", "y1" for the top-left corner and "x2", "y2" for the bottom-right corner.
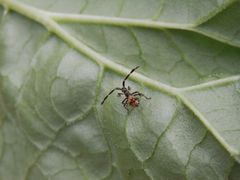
[
  {"x1": 1, "y1": 0, "x2": 240, "y2": 161},
  {"x1": 2, "y1": 0, "x2": 240, "y2": 49}
]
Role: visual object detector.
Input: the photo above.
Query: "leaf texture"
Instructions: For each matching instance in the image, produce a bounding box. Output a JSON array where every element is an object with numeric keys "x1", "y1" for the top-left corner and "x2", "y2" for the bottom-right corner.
[{"x1": 0, "y1": 0, "x2": 240, "y2": 179}]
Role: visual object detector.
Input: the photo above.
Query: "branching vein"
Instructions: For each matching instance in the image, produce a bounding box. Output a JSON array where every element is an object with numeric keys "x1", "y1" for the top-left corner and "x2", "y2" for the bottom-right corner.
[{"x1": 1, "y1": 0, "x2": 240, "y2": 163}]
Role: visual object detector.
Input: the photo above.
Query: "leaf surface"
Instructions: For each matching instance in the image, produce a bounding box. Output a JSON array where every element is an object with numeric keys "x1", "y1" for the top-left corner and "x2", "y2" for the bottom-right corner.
[{"x1": 0, "y1": 0, "x2": 240, "y2": 179}]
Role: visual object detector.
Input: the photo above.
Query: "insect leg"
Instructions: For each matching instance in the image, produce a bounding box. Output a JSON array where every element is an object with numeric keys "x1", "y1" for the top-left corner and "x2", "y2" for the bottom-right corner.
[
  {"x1": 122, "y1": 98, "x2": 130, "y2": 112},
  {"x1": 132, "y1": 91, "x2": 151, "y2": 99},
  {"x1": 123, "y1": 101, "x2": 129, "y2": 112},
  {"x1": 122, "y1": 98, "x2": 127, "y2": 104},
  {"x1": 122, "y1": 66, "x2": 140, "y2": 87},
  {"x1": 118, "y1": 93, "x2": 124, "y2": 97},
  {"x1": 131, "y1": 91, "x2": 138, "y2": 95},
  {"x1": 101, "y1": 87, "x2": 122, "y2": 105}
]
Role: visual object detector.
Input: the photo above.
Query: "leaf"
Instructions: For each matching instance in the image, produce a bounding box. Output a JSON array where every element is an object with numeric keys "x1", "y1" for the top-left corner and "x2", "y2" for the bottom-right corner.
[{"x1": 0, "y1": 0, "x2": 240, "y2": 179}]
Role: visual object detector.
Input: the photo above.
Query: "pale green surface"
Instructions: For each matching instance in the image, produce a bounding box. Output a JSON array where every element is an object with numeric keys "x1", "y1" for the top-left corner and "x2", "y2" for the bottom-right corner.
[{"x1": 0, "y1": 0, "x2": 240, "y2": 179}]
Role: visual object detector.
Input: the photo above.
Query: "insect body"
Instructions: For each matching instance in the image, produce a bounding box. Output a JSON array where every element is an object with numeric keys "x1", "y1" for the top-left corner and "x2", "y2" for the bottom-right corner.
[
  {"x1": 101, "y1": 66, "x2": 151, "y2": 112},
  {"x1": 127, "y1": 95, "x2": 140, "y2": 107}
]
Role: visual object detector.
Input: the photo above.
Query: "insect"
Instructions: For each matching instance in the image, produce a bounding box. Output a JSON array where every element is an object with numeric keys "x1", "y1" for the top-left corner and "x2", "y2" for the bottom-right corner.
[{"x1": 101, "y1": 66, "x2": 151, "y2": 112}]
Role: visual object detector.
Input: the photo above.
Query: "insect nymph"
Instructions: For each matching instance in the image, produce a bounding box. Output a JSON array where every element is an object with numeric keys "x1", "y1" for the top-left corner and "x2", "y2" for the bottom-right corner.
[{"x1": 101, "y1": 66, "x2": 151, "y2": 112}]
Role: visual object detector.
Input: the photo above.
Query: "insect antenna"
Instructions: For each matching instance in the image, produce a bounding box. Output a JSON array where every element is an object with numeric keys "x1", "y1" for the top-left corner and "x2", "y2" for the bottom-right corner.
[
  {"x1": 101, "y1": 87, "x2": 122, "y2": 105},
  {"x1": 122, "y1": 66, "x2": 140, "y2": 87}
]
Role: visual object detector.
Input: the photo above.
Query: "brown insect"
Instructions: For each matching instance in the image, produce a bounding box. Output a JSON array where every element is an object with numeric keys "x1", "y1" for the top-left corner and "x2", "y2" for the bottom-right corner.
[{"x1": 101, "y1": 66, "x2": 151, "y2": 112}]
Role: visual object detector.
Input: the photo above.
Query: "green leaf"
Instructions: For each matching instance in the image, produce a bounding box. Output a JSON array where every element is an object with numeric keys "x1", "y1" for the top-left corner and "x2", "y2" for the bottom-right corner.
[{"x1": 0, "y1": 0, "x2": 240, "y2": 179}]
